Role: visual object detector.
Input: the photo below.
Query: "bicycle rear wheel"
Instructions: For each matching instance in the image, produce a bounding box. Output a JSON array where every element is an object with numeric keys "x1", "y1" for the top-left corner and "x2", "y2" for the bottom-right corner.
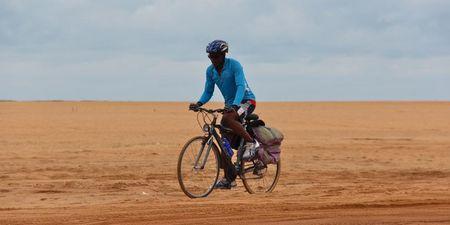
[
  {"x1": 177, "y1": 136, "x2": 220, "y2": 198},
  {"x1": 241, "y1": 159, "x2": 281, "y2": 194}
]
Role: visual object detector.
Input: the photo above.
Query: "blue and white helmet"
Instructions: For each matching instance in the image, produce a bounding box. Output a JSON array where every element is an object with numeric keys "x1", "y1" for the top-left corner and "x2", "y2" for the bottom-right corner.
[{"x1": 206, "y1": 40, "x2": 229, "y2": 53}]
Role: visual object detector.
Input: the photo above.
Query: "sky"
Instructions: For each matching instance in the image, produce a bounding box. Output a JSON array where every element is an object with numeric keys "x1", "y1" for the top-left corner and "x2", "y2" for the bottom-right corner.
[{"x1": 1, "y1": 0, "x2": 449, "y2": 101}]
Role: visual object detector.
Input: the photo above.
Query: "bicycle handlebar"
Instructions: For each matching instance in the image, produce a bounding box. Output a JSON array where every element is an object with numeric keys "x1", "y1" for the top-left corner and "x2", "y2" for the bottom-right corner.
[{"x1": 190, "y1": 107, "x2": 224, "y2": 114}]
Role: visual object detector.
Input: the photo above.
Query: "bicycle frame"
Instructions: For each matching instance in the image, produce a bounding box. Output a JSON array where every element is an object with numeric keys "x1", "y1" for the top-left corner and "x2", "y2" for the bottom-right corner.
[{"x1": 192, "y1": 109, "x2": 246, "y2": 174}]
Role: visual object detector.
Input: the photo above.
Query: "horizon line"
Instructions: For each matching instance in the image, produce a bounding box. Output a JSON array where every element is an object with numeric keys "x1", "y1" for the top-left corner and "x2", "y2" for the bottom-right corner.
[{"x1": 1, "y1": 99, "x2": 449, "y2": 103}]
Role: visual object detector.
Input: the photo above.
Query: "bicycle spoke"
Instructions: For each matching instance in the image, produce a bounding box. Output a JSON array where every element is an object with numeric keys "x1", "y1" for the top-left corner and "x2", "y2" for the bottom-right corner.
[{"x1": 243, "y1": 165, "x2": 255, "y2": 174}]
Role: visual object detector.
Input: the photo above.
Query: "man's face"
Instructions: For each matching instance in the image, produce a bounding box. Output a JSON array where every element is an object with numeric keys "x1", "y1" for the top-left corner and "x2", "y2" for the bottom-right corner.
[{"x1": 208, "y1": 52, "x2": 225, "y2": 67}]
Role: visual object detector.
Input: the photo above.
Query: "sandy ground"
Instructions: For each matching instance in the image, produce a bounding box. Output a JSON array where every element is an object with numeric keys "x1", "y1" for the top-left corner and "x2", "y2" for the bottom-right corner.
[{"x1": 1, "y1": 101, "x2": 450, "y2": 225}]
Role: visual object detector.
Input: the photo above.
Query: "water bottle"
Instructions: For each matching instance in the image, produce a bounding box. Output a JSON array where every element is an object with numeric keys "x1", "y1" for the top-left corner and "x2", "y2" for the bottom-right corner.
[{"x1": 222, "y1": 137, "x2": 234, "y2": 157}]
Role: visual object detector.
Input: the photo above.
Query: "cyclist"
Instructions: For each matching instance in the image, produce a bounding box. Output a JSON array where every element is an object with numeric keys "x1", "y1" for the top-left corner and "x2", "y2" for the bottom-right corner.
[{"x1": 189, "y1": 40, "x2": 259, "y2": 189}]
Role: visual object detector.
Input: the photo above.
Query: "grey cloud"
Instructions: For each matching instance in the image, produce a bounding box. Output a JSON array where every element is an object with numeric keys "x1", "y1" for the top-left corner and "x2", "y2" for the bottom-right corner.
[
  {"x1": 2, "y1": 0, "x2": 449, "y2": 58},
  {"x1": 1, "y1": 0, "x2": 449, "y2": 100}
]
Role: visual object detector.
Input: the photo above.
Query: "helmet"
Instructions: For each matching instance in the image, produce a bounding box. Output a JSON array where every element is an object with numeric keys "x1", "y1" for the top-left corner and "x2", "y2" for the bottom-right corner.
[{"x1": 206, "y1": 40, "x2": 228, "y2": 54}]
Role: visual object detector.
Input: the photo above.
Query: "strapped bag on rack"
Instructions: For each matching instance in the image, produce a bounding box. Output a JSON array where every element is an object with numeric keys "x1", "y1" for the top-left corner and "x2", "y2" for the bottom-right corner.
[{"x1": 251, "y1": 125, "x2": 284, "y2": 164}]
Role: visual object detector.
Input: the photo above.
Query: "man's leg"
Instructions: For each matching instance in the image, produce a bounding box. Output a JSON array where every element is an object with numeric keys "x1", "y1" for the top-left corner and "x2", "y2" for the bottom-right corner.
[
  {"x1": 221, "y1": 111, "x2": 253, "y2": 142},
  {"x1": 220, "y1": 146, "x2": 237, "y2": 182},
  {"x1": 222, "y1": 103, "x2": 259, "y2": 161},
  {"x1": 215, "y1": 140, "x2": 237, "y2": 189},
  {"x1": 214, "y1": 111, "x2": 250, "y2": 189},
  {"x1": 215, "y1": 102, "x2": 257, "y2": 189}
]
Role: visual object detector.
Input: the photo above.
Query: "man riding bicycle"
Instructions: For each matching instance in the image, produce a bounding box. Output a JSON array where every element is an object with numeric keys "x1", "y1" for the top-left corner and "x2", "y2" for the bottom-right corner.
[{"x1": 189, "y1": 40, "x2": 260, "y2": 189}]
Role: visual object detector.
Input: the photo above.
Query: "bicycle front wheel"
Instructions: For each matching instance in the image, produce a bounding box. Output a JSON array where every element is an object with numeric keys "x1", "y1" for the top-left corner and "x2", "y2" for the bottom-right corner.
[{"x1": 177, "y1": 136, "x2": 220, "y2": 198}]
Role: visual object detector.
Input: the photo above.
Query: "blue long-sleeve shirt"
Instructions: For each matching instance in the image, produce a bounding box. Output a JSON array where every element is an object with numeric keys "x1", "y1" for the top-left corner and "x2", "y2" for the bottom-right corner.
[{"x1": 198, "y1": 58, "x2": 255, "y2": 106}]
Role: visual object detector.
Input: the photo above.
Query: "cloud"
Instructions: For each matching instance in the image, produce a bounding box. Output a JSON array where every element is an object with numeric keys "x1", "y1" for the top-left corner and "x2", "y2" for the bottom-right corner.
[{"x1": 1, "y1": 0, "x2": 449, "y2": 100}]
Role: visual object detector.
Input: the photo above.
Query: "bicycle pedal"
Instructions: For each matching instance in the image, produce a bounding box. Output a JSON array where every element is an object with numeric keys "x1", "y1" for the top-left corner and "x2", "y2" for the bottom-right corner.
[{"x1": 234, "y1": 164, "x2": 241, "y2": 173}]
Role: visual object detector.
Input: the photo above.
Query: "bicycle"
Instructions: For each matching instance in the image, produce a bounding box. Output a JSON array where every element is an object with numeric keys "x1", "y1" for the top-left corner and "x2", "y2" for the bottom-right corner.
[{"x1": 177, "y1": 107, "x2": 281, "y2": 198}]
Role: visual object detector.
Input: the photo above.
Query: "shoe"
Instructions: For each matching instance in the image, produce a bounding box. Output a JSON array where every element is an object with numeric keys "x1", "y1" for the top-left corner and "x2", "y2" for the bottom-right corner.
[
  {"x1": 214, "y1": 178, "x2": 237, "y2": 189},
  {"x1": 242, "y1": 140, "x2": 260, "y2": 161},
  {"x1": 253, "y1": 160, "x2": 266, "y2": 176}
]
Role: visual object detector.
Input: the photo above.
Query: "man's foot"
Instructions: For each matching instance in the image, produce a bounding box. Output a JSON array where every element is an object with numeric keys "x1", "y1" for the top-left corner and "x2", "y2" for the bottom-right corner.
[
  {"x1": 242, "y1": 140, "x2": 260, "y2": 161},
  {"x1": 253, "y1": 160, "x2": 266, "y2": 176},
  {"x1": 214, "y1": 178, "x2": 236, "y2": 189}
]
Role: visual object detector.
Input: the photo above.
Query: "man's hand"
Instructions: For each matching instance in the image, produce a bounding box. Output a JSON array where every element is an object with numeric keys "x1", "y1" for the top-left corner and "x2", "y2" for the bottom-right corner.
[
  {"x1": 189, "y1": 102, "x2": 203, "y2": 111},
  {"x1": 224, "y1": 105, "x2": 239, "y2": 113}
]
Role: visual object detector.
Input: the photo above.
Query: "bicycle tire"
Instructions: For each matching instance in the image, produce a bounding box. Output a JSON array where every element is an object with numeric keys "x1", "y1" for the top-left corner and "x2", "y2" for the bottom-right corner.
[{"x1": 177, "y1": 136, "x2": 220, "y2": 198}]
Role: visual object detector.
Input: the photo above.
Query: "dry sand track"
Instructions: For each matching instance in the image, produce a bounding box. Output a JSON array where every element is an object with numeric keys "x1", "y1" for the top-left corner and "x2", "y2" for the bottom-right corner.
[{"x1": 1, "y1": 101, "x2": 450, "y2": 224}]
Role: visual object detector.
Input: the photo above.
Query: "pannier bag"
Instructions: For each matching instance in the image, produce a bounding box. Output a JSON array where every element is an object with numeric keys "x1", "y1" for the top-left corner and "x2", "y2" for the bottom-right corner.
[
  {"x1": 252, "y1": 126, "x2": 284, "y2": 164},
  {"x1": 257, "y1": 144, "x2": 281, "y2": 165}
]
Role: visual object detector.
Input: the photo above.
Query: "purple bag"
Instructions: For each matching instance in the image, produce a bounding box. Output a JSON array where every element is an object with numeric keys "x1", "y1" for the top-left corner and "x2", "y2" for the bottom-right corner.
[
  {"x1": 257, "y1": 145, "x2": 281, "y2": 164},
  {"x1": 252, "y1": 126, "x2": 283, "y2": 164}
]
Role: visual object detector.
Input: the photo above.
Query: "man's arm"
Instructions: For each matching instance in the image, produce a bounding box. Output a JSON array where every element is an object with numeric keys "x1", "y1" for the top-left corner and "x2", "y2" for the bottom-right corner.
[
  {"x1": 232, "y1": 62, "x2": 246, "y2": 106},
  {"x1": 198, "y1": 69, "x2": 215, "y2": 104}
]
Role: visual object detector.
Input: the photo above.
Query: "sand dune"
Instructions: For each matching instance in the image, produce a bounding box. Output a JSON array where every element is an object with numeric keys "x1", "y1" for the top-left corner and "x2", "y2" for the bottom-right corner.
[{"x1": 1, "y1": 101, "x2": 449, "y2": 224}]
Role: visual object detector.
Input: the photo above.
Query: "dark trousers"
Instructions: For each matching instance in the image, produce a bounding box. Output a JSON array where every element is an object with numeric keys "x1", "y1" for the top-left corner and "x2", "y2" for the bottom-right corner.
[
  {"x1": 220, "y1": 150, "x2": 237, "y2": 181},
  {"x1": 219, "y1": 100, "x2": 256, "y2": 182}
]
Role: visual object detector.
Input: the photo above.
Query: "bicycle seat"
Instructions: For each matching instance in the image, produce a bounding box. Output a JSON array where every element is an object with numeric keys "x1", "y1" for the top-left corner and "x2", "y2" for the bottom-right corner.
[{"x1": 245, "y1": 114, "x2": 259, "y2": 121}]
